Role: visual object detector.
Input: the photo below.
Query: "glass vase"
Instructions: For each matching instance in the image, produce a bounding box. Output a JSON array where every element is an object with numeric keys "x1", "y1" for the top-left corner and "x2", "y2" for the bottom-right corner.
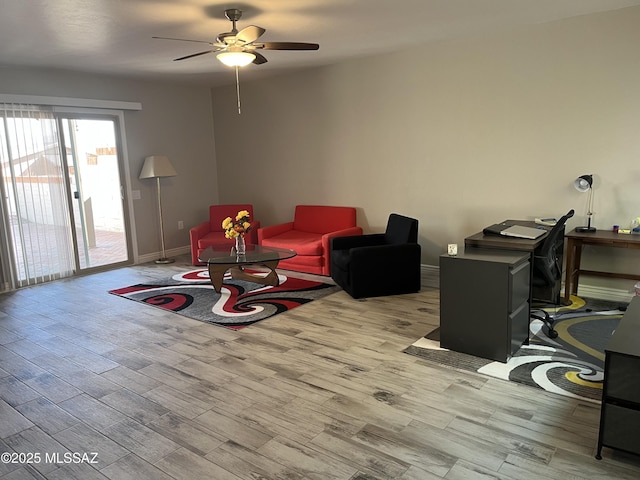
[{"x1": 235, "y1": 235, "x2": 246, "y2": 255}]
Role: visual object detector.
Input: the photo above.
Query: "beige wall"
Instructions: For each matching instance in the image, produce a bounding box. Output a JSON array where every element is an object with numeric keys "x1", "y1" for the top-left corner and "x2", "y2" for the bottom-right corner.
[
  {"x1": 1, "y1": 7, "x2": 638, "y2": 296},
  {"x1": 0, "y1": 68, "x2": 218, "y2": 259},
  {"x1": 212, "y1": 6, "x2": 640, "y2": 296}
]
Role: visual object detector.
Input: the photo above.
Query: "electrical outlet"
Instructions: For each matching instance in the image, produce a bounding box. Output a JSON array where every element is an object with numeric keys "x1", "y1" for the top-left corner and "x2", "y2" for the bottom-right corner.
[{"x1": 178, "y1": 221, "x2": 184, "y2": 230}]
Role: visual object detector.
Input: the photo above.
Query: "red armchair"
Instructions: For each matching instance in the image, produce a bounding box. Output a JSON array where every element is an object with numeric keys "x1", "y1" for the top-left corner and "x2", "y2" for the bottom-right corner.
[
  {"x1": 190, "y1": 204, "x2": 260, "y2": 265},
  {"x1": 258, "y1": 205, "x2": 362, "y2": 275}
]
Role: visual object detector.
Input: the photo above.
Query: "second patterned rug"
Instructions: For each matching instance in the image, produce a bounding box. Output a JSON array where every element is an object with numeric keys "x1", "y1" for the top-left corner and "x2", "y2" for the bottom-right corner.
[{"x1": 405, "y1": 297, "x2": 626, "y2": 402}]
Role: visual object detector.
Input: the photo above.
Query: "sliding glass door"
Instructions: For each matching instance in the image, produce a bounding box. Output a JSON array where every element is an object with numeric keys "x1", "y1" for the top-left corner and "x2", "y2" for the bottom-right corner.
[
  {"x1": 0, "y1": 104, "x2": 131, "y2": 291},
  {"x1": 61, "y1": 117, "x2": 129, "y2": 270}
]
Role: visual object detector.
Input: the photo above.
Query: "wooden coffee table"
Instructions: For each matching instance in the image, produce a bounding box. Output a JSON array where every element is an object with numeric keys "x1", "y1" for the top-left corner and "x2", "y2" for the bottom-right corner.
[{"x1": 198, "y1": 244, "x2": 297, "y2": 293}]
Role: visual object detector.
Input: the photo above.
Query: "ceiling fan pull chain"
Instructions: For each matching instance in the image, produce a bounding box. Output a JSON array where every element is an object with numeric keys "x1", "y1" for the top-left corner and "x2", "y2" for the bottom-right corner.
[{"x1": 235, "y1": 66, "x2": 242, "y2": 114}]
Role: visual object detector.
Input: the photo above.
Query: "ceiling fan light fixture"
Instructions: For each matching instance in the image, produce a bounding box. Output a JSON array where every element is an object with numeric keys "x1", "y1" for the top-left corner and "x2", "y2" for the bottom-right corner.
[{"x1": 217, "y1": 51, "x2": 255, "y2": 67}]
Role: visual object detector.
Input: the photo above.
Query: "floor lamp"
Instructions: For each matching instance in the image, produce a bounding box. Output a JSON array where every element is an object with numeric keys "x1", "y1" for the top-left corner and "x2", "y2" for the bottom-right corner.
[{"x1": 139, "y1": 155, "x2": 177, "y2": 263}]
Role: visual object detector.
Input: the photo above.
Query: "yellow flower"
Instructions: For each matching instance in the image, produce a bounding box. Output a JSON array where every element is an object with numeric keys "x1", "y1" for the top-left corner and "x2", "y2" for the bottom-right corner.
[{"x1": 222, "y1": 210, "x2": 252, "y2": 239}]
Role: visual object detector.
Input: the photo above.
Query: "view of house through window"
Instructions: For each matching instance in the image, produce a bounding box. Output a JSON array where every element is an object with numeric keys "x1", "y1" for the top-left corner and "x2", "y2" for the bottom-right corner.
[
  {"x1": 0, "y1": 105, "x2": 130, "y2": 291},
  {"x1": 62, "y1": 118, "x2": 129, "y2": 270}
]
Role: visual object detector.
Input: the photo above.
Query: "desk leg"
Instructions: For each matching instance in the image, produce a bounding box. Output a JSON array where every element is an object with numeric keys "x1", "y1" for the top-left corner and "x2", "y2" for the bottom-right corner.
[
  {"x1": 525, "y1": 251, "x2": 535, "y2": 346},
  {"x1": 572, "y1": 240, "x2": 583, "y2": 297},
  {"x1": 564, "y1": 238, "x2": 575, "y2": 303},
  {"x1": 564, "y1": 238, "x2": 583, "y2": 302}
]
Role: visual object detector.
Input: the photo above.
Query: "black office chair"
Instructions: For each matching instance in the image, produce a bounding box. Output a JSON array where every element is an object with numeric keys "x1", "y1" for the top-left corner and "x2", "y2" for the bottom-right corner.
[{"x1": 530, "y1": 209, "x2": 575, "y2": 338}]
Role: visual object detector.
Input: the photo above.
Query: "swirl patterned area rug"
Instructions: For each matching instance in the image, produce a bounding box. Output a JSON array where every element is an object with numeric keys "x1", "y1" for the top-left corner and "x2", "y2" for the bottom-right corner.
[
  {"x1": 109, "y1": 269, "x2": 340, "y2": 330},
  {"x1": 404, "y1": 297, "x2": 626, "y2": 402}
]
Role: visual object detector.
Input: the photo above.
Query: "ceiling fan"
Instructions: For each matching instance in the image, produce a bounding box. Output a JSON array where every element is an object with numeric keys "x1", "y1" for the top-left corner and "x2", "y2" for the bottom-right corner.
[{"x1": 153, "y1": 8, "x2": 319, "y2": 68}]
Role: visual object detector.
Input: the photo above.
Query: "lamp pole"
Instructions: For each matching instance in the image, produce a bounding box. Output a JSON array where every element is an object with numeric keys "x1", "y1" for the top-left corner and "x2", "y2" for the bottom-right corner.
[
  {"x1": 139, "y1": 155, "x2": 177, "y2": 263},
  {"x1": 155, "y1": 176, "x2": 173, "y2": 263}
]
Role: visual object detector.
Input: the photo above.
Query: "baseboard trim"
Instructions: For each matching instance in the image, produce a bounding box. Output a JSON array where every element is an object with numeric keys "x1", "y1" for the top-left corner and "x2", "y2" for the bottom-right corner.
[
  {"x1": 421, "y1": 264, "x2": 439, "y2": 275},
  {"x1": 572, "y1": 284, "x2": 635, "y2": 303},
  {"x1": 137, "y1": 245, "x2": 191, "y2": 265},
  {"x1": 422, "y1": 264, "x2": 635, "y2": 303}
]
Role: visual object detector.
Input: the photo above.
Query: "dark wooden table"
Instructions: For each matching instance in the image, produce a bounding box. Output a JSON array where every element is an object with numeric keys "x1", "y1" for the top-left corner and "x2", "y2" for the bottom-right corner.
[
  {"x1": 464, "y1": 220, "x2": 549, "y2": 253},
  {"x1": 564, "y1": 230, "x2": 640, "y2": 302},
  {"x1": 465, "y1": 219, "x2": 559, "y2": 305}
]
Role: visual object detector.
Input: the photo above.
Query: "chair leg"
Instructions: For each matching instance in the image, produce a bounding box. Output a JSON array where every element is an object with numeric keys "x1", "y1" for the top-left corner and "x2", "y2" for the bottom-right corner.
[{"x1": 531, "y1": 311, "x2": 558, "y2": 339}]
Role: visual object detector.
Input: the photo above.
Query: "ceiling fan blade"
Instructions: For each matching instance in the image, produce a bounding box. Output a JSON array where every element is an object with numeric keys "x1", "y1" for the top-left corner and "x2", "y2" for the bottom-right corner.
[
  {"x1": 173, "y1": 50, "x2": 215, "y2": 61},
  {"x1": 257, "y1": 42, "x2": 319, "y2": 51},
  {"x1": 252, "y1": 52, "x2": 268, "y2": 65},
  {"x1": 153, "y1": 36, "x2": 214, "y2": 45},
  {"x1": 236, "y1": 25, "x2": 266, "y2": 44}
]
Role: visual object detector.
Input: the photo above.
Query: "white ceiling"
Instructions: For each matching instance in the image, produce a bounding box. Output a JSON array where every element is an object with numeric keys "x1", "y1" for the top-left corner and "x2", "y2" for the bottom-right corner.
[{"x1": 2, "y1": 0, "x2": 640, "y2": 87}]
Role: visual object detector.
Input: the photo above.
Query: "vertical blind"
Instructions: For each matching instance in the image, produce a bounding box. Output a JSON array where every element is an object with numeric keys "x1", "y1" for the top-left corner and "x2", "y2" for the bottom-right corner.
[{"x1": 0, "y1": 103, "x2": 75, "y2": 288}]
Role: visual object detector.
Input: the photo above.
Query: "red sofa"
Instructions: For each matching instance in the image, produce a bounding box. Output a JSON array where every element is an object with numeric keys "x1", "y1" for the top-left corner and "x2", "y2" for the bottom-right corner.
[
  {"x1": 190, "y1": 204, "x2": 260, "y2": 265},
  {"x1": 258, "y1": 205, "x2": 362, "y2": 275}
]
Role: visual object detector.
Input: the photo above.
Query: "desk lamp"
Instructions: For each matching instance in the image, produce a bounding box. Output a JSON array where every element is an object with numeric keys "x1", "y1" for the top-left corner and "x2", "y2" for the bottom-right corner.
[
  {"x1": 139, "y1": 155, "x2": 177, "y2": 263},
  {"x1": 574, "y1": 174, "x2": 596, "y2": 233}
]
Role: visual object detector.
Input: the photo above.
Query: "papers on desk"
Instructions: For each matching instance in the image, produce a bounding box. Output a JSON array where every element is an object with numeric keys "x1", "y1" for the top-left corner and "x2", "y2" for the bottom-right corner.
[
  {"x1": 535, "y1": 218, "x2": 557, "y2": 227},
  {"x1": 483, "y1": 224, "x2": 546, "y2": 240}
]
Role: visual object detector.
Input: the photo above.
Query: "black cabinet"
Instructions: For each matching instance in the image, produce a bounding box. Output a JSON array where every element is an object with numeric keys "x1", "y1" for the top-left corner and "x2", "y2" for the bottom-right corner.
[
  {"x1": 597, "y1": 297, "x2": 640, "y2": 459},
  {"x1": 439, "y1": 249, "x2": 530, "y2": 363}
]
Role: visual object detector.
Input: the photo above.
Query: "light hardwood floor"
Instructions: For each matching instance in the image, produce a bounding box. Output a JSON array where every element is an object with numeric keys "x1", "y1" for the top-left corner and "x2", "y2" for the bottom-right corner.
[{"x1": 1, "y1": 255, "x2": 640, "y2": 479}]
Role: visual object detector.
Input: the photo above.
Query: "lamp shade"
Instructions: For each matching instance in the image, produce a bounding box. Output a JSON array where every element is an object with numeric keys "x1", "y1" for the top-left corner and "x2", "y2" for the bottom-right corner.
[
  {"x1": 217, "y1": 50, "x2": 256, "y2": 67},
  {"x1": 139, "y1": 155, "x2": 177, "y2": 179},
  {"x1": 574, "y1": 174, "x2": 593, "y2": 193}
]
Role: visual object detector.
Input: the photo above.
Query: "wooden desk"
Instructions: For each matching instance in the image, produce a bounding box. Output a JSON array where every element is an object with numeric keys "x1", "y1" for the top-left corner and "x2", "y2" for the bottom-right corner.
[
  {"x1": 465, "y1": 220, "x2": 549, "y2": 253},
  {"x1": 465, "y1": 220, "x2": 560, "y2": 304},
  {"x1": 564, "y1": 230, "x2": 640, "y2": 302}
]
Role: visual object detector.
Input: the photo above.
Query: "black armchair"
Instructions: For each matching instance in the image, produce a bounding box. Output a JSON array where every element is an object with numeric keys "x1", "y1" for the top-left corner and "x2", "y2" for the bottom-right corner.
[
  {"x1": 531, "y1": 209, "x2": 575, "y2": 338},
  {"x1": 330, "y1": 214, "x2": 421, "y2": 298}
]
